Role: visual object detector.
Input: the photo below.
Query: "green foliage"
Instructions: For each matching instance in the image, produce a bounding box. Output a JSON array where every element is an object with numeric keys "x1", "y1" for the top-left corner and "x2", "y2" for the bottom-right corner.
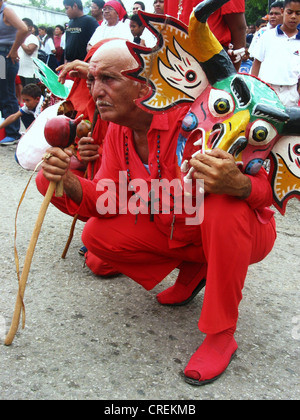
[{"x1": 245, "y1": 0, "x2": 269, "y2": 25}]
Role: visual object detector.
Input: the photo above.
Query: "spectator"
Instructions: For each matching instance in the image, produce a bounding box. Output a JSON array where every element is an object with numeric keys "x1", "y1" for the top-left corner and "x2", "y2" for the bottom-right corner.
[
  {"x1": 63, "y1": 0, "x2": 99, "y2": 62},
  {"x1": 18, "y1": 18, "x2": 39, "y2": 86},
  {"x1": 0, "y1": 0, "x2": 28, "y2": 145},
  {"x1": 41, "y1": 27, "x2": 57, "y2": 73},
  {"x1": 165, "y1": 0, "x2": 247, "y2": 70},
  {"x1": 0, "y1": 83, "x2": 43, "y2": 132},
  {"x1": 130, "y1": 13, "x2": 146, "y2": 46},
  {"x1": 38, "y1": 25, "x2": 47, "y2": 47},
  {"x1": 249, "y1": 2, "x2": 284, "y2": 57},
  {"x1": 246, "y1": 23, "x2": 256, "y2": 44},
  {"x1": 32, "y1": 24, "x2": 39, "y2": 37},
  {"x1": 90, "y1": 0, "x2": 105, "y2": 24},
  {"x1": 54, "y1": 24, "x2": 65, "y2": 67},
  {"x1": 133, "y1": 1, "x2": 145, "y2": 14},
  {"x1": 251, "y1": 0, "x2": 300, "y2": 107},
  {"x1": 87, "y1": 0, "x2": 133, "y2": 51},
  {"x1": 153, "y1": 0, "x2": 164, "y2": 14}
]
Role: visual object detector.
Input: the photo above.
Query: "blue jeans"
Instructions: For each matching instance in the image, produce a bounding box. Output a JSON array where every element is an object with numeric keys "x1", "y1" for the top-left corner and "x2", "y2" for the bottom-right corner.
[{"x1": 0, "y1": 48, "x2": 20, "y2": 139}]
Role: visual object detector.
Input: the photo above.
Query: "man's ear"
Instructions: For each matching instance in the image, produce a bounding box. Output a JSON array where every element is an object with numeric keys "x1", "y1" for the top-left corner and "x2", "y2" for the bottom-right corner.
[{"x1": 138, "y1": 83, "x2": 151, "y2": 98}]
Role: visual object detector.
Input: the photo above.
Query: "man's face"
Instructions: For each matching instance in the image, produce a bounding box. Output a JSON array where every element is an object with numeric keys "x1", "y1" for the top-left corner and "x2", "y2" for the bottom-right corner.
[
  {"x1": 88, "y1": 50, "x2": 142, "y2": 124},
  {"x1": 130, "y1": 21, "x2": 144, "y2": 37},
  {"x1": 269, "y1": 7, "x2": 283, "y2": 28},
  {"x1": 65, "y1": 5, "x2": 78, "y2": 19},
  {"x1": 283, "y1": 2, "x2": 300, "y2": 31},
  {"x1": 133, "y1": 3, "x2": 143, "y2": 14},
  {"x1": 154, "y1": 0, "x2": 164, "y2": 14}
]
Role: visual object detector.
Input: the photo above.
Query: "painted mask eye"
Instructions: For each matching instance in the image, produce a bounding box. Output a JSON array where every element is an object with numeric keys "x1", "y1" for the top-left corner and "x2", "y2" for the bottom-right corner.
[
  {"x1": 293, "y1": 144, "x2": 300, "y2": 156},
  {"x1": 185, "y1": 70, "x2": 197, "y2": 83},
  {"x1": 214, "y1": 99, "x2": 231, "y2": 114},
  {"x1": 209, "y1": 88, "x2": 234, "y2": 117},
  {"x1": 253, "y1": 126, "x2": 268, "y2": 142},
  {"x1": 249, "y1": 120, "x2": 277, "y2": 146}
]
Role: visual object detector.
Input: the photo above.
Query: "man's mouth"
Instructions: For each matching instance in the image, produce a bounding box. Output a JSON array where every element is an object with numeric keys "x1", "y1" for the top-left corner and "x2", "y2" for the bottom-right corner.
[{"x1": 96, "y1": 101, "x2": 113, "y2": 109}]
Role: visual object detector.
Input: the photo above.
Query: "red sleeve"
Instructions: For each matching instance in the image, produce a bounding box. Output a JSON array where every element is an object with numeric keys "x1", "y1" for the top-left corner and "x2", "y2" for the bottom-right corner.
[
  {"x1": 244, "y1": 167, "x2": 273, "y2": 210},
  {"x1": 221, "y1": 0, "x2": 245, "y2": 15}
]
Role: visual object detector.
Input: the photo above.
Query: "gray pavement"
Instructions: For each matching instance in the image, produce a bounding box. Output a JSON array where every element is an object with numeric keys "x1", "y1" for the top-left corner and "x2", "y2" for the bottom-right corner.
[{"x1": 0, "y1": 144, "x2": 299, "y2": 401}]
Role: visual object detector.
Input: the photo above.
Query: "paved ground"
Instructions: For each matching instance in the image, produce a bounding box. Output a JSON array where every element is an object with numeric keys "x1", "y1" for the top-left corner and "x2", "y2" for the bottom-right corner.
[{"x1": 0, "y1": 144, "x2": 299, "y2": 401}]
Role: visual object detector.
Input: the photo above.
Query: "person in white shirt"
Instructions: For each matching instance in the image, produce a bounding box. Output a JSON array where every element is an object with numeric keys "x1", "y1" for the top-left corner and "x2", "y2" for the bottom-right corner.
[
  {"x1": 248, "y1": 1, "x2": 284, "y2": 58},
  {"x1": 87, "y1": 0, "x2": 133, "y2": 51},
  {"x1": 18, "y1": 18, "x2": 39, "y2": 86},
  {"x1": 41, "y1": 27, "x2": 57, "y2": 72},
  {"x1": 251, "y1": 0, "x2": 300, "y2": 107}
]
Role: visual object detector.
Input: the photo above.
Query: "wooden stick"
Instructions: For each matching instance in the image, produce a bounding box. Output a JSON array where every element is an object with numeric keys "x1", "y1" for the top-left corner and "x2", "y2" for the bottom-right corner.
[
  {"x1": 61, "y1": 214, "x2": 79, "y2": 259},
  {"x1": 5, "y1": 181, "x2": 56, "y2": 346}
]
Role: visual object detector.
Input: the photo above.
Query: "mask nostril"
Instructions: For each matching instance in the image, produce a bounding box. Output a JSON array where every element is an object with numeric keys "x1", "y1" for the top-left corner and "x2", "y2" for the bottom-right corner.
[{"x1": 228, "y1": 137, "x2": 248, "y2": 157}]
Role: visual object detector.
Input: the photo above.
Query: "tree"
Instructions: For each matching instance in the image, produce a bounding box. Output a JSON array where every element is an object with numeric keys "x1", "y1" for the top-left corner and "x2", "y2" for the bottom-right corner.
[
  {"x1": 28, "y1": 0, "x2": 48, "y2": 7},
  {"x1": 245, "y1": 0, "x2": 268, "y2": 25}
]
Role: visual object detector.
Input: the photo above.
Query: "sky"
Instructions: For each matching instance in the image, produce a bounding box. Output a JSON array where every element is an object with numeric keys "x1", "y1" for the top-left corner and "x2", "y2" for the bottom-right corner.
[{"x1": 10, "y1": 0, "x2": 157, "y2": 14}]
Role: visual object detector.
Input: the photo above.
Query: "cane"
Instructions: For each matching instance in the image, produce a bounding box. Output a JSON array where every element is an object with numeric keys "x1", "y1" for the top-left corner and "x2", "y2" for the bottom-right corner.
[{"x1": 5, "y1": 114, "x2": 87, "y2": 346}]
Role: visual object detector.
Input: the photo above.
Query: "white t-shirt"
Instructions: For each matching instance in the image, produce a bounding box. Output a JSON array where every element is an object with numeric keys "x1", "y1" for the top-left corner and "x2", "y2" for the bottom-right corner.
[
  {"x1": 252, "y1": 26, "x2": 300, "y2": 86},
  {"x1": 18, "y1": 34, "x2": 39, "y2": 78},
  {"x1": 42, "y1": 38, "x2": 55, "y2": 55},
  {"x1": 88, "y1": 20, "x2": 133, "y2": 47}
]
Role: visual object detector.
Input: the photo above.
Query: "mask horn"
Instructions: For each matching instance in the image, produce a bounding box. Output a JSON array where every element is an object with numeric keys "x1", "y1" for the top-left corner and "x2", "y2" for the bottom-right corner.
[
  {"x1": 282, "y1": 107, "x2": 300, "y2": 135},
  {"x1": 190, "y1": 0, "x2": 237, "y2": 85}
]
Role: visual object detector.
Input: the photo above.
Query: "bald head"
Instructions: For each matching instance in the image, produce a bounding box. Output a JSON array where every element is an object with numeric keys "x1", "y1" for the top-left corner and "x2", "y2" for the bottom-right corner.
[{"x1": 90, "y1": 39, "x2": 138, "y2": 72}]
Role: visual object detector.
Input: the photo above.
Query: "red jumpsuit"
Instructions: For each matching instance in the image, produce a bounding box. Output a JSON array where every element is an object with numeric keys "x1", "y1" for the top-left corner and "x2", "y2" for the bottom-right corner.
[{"x1": 59, "y1": 108, "x2": 277, "y2": 334}]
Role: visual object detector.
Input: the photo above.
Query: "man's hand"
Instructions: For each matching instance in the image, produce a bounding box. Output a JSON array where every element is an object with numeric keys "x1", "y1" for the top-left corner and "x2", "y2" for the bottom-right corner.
[
  {"x1": 77, "y1": 135, "x2": 100, "y2": 166},
  {"x1": 57, "y1": 60, "x2": 89, "y2": 84},
  {"x1": 42, "y1": 147, "x2": 83, "y2": 204},
  {"x1": 42, "y1": 147, "x2": 72, "y2": 183},
  {"x1": 190, "y1": 149, "x2": 252, "y2": 199}
]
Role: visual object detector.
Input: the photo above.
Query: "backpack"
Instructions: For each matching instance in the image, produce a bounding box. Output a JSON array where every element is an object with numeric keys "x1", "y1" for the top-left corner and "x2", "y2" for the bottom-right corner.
[{"x1": 37, "y1": 49, "x2": 48, "y2": 63}]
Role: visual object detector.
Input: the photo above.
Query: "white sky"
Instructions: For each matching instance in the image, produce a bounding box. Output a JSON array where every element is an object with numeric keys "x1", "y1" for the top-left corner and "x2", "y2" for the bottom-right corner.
[{"x1": 10, "y1": 0, "x2": 157, "y2": 14}]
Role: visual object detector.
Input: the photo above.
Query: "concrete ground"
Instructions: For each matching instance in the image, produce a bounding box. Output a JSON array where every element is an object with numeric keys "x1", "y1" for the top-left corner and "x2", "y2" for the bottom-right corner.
[{"x1": 0, "y1": 144, "x2": 299, "y2": 401}]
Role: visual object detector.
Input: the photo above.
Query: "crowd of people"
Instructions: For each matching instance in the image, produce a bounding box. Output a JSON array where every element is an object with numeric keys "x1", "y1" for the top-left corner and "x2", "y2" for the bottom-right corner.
[{"x1": 0, "y1": 0, "x2": 300, "y2": 387}]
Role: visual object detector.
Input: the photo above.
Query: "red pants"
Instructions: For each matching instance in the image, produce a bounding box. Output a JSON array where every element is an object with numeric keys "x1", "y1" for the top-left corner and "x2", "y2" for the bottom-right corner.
[{"x1": 81, "y1": 194, "x2": 276, "y2": 334}]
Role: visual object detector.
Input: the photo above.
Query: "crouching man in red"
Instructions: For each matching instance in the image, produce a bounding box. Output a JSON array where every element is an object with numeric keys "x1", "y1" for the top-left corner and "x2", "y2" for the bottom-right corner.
[{"x1": 40, "y1": 39, "x2": 276, "y2": 385}]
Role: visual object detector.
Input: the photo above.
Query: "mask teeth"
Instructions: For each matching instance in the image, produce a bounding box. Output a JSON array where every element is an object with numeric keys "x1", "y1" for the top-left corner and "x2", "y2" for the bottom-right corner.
[
  {"x1": 183, "y1": 167, "x2": 195, "y2": 183},
  {"x1": 193, "y1": 138, "x2": 203, "y2": 147}
]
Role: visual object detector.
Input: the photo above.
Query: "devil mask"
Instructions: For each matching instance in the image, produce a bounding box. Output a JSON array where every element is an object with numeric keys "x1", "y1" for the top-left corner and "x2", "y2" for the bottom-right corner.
[{"x1": 124, "y1": 0, "x2": 300, "y2": 215}]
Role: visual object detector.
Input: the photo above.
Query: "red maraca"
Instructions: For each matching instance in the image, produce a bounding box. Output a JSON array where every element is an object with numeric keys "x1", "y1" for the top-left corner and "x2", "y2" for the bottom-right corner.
[{"x1": 44, "y1": 114, "x2": 85, "y2": 147}]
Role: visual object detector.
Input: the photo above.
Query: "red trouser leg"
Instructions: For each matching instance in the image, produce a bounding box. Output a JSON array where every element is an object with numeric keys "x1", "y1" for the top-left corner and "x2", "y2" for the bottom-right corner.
[
  {"x1": 198, "y1": 194, "x2": 276, "y2": 334},
  {"x1": 82, "y1": 212, "x2": 205, "y2": 291}
]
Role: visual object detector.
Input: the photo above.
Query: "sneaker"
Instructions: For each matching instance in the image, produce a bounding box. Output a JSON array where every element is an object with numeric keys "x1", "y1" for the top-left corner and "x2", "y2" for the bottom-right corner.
[{"x1": 0, "y1": 136, "x2": 19, "y2": 146}]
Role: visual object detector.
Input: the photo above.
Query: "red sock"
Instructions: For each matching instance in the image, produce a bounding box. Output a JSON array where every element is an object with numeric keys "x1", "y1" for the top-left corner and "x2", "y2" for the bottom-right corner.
[
  {"x1": 156, "y1": 263, "x2": 207, "y2": 305},
  {"x1": 184, "y1": 327, "x2": 238, "y2": 385}
]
